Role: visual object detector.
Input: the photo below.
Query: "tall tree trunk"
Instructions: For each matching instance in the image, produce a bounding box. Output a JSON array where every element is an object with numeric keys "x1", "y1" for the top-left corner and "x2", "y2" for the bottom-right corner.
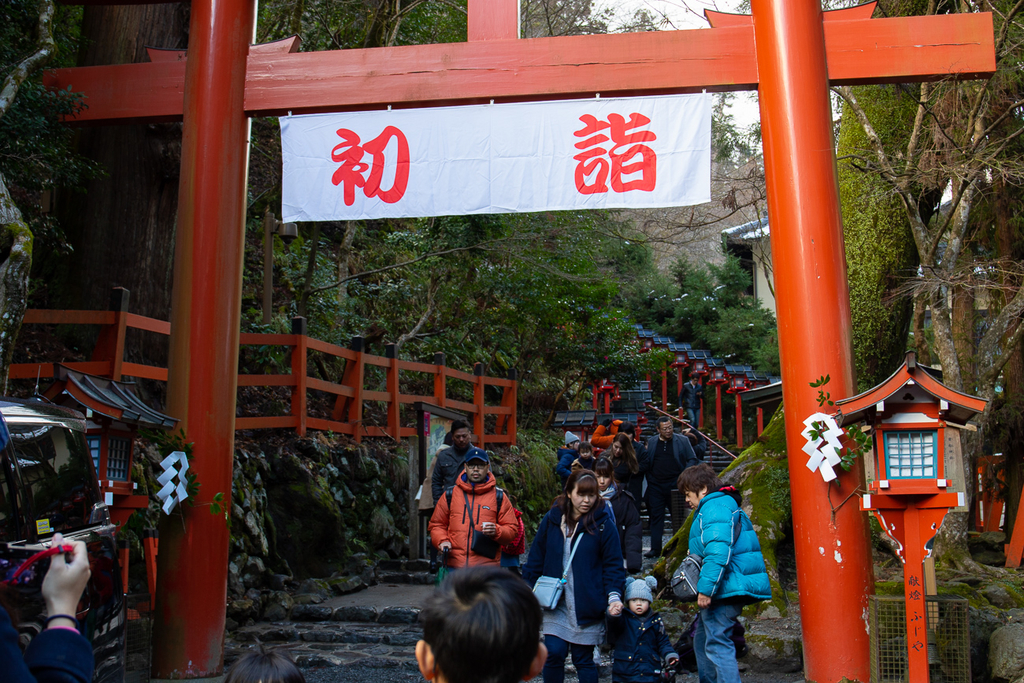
[
  {"x1": 0, "y1": 174, "x2": 33, "y2": 392},
  {"x1": 912, "y1": 292, "x2": 932, "y2": 365},
  {"x1": 994, "y1": 176, "x2": 1024, "y2": 538},
  {"x1": 836, "y1": 0, "x2": 925, "y2": 391},
  {"x1": 952, "y1": 285, "x2": 976, "y2": 392},
  {"x1": 51, "y1": 4, "x2": 188, "y2": 369},
  {"x1": 838, "y1": 93, "x2": 918, "y2": 390}
]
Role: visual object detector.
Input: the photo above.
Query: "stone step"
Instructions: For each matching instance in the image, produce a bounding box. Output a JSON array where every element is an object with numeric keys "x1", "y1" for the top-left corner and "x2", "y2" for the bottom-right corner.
[
  {"x1": 227, "y1": 618, "x2": 424, "y2": 670},
  {"x1": 376, "y1": 571, "x2": 434, "y2": 585},
  {"x1": 288, "y1": 604, "x2": 421, "y2": 624}
]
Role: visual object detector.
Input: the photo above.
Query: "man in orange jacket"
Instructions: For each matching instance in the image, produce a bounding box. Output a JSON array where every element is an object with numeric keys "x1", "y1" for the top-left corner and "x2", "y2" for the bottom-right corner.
[
  {"x1": 429, "y1": 449, "x2": 519, "y2": 569},
  {"x1": 591, "y1": 418, "x2": 624, "y2": 449}
]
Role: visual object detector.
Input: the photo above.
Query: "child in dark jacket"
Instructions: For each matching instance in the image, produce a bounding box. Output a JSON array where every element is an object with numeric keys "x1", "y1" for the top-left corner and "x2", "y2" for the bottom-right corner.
[{"x1": 608, "y1": 576, "x2": 678, "y2": 683}]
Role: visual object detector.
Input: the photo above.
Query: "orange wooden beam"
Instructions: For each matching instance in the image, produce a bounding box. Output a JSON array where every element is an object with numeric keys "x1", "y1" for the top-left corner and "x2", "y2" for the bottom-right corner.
[{"x1": 45, "y1": 13, "x2": 994, "y2": 125}]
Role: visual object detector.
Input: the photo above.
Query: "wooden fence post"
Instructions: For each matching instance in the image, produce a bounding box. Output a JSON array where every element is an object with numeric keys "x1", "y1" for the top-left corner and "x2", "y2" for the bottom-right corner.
[
  {"x1": 433, "y1": 352, "x2": 446, "y2": 409},
  {"x1": 499, "y1": 368, "x2": 517, "y2": 443},
  {"x1": 334, "y1": 336, "x2": 365, "y2": 442},
  {"x1": 473, "y1": 362, "x2": 485, "y2": 448},
  {"x1": 291, "y1": 317, "x2": 308, "y2": 436},
  {"x1": 386, "y1": 343, "x2": 401, "y2": 442},
  {"x1": 92, "y1": 287, "x2": 130, "y2": 380}
]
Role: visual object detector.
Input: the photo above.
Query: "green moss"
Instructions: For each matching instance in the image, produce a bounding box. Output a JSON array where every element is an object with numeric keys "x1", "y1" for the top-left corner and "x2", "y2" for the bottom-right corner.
[
  {"x1": 746, "y1": 634, "x2": 802, "y2": 658},
  {"x1": 998, "y1": 581, "x2": 1024, "y2": 607},
  {"x1": 874, "y1": 581, "x2": 904, "y2": 596},
  {"x1": 837, "y1": 84, "x2": 921, "y2": 390},
  {"x1": 936, "y1": 581, "x2": 987, "y2": 609}
]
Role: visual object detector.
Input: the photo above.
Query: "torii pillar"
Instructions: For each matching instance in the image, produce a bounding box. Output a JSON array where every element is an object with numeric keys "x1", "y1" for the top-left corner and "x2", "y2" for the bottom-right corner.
[
  {"x1": 151, "y1": 0, "x2": 256, "y2": 678},
  {"x1": 752, "y1": 1, "x2": 874, "y2": 679}
]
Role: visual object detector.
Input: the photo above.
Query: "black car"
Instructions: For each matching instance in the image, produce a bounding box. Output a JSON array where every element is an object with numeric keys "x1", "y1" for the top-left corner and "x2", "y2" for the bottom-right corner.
[{"x1": 0, "y1": 398, "x2": 125, "y2": 683}]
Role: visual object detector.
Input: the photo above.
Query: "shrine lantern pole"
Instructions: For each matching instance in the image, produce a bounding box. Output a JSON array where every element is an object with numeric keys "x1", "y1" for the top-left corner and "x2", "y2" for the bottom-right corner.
[
  {"x1": 751, "y1": 1, "x2": 875, "y2": 681},
  {"x1": 151, "y1": 0, "x2": 256, "y2": 678}
]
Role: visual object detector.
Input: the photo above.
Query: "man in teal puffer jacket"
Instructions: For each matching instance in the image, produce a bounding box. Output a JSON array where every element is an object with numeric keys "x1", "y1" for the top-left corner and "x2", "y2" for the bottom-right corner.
[{"x1": 677, "y1": 464, "x2": 771, "y2": 683}]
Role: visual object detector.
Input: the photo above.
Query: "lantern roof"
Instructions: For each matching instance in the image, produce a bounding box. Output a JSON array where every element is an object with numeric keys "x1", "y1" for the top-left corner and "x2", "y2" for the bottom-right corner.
[
  {"x1": 834, "y1": 352, "x2": 986, "y2": 428},
  {"x1": 44, "y1": 364, "x2": 179, "y2": 430}
]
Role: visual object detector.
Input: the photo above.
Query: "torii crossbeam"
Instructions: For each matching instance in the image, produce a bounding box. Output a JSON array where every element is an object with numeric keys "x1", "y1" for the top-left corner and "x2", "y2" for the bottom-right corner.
[{"x1": 45, "y1": 2, "x2": 994, "y2": 682}]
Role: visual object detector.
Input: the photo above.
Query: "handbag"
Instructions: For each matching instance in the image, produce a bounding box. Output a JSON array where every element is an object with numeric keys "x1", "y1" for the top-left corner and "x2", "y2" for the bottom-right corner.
[
  {"x1": 670, "y1": 554, "x2": 703, "y2": 602},
  {"x1": 533, "y1": 530, "x2": 584, "y2": 610}
]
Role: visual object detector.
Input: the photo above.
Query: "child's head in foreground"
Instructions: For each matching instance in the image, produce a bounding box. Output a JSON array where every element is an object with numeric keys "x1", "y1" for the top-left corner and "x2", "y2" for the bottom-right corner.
[
  {"x1": 225, "y1": 647, "x2": 305, "y2": 683},
  {"x1": 418, "y1": 566, "x2": 546, "y2": 683}
]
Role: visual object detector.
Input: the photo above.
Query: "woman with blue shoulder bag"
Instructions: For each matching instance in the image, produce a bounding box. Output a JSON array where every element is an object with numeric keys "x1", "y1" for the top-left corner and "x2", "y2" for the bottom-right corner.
[{"x1": 523, "y1": 470, "x2": 626, "y2": 683}]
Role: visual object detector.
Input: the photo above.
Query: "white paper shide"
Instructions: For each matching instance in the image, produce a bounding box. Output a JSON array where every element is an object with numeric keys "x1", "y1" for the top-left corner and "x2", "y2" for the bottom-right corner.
[{"x1": 281, "y1": 94, "x2": 711, "y2": 221}]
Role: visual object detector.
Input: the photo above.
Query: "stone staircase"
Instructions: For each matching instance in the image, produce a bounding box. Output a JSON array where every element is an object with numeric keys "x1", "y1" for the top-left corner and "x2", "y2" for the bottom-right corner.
[{"x1": 227, "y1": 603, "x2": 423, "y2": 670}]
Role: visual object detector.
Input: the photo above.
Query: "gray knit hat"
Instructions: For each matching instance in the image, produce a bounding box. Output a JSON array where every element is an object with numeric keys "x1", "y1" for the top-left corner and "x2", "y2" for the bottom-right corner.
[
  {"x1": 625, "y1": 576, "x2": 658, "y2": 603},
  {"x1": 564, "y1": 431, "x2": 581, "y2": 446}
]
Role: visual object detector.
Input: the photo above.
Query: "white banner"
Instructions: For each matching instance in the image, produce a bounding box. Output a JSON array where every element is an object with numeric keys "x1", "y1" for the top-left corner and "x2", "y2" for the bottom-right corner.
[{"x1": 280, "y1": 94, "x2": 711, "y2": 221}]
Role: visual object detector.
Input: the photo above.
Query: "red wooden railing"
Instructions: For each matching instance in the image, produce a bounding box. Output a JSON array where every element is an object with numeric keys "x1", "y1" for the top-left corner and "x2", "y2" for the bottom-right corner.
[{"x1": 10, "y1": 289, "x2": 517, "y2": 446}]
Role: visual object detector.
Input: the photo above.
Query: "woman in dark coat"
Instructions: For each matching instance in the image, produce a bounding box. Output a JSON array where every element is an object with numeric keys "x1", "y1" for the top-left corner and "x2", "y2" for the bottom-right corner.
[
  {"x1": 523, "y1": 471, "x2": 626, "y2": 683},
  {"x1": 594, "y1": 457, "x2": 643, "y2": 574},
  {"x1": 606, "y1": 433, "x2": 640, "y2": 496}
]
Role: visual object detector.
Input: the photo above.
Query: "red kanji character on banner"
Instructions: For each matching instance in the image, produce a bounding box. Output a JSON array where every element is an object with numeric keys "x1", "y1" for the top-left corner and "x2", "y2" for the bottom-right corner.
[
  {"x1": 331, "y1": 126, "x2": 410, "y2": 206},
  {"x1": 573, "y1": 112, "x2": 657, "y2": 195}
]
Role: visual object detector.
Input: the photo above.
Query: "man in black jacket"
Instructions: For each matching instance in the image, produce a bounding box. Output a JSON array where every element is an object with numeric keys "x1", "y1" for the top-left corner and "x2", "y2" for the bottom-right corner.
[
  {"x1": 431, "y1": 420, "x2": 474, "y2": 504},
  {"x1": 678, "y1": 376, "x2": 704, "y2": 426},
  {"x1": 644, "y1": 416, "x2": 698, "y2": 558}
]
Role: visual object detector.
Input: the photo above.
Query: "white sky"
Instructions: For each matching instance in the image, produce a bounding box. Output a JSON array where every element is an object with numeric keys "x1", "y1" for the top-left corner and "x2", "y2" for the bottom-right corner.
[{"x1": 597, "y1": 0, "x2": 763, "y2": 129}]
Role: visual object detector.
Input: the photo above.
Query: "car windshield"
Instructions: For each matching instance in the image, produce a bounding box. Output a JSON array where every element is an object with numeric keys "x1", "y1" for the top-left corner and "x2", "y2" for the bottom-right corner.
[{"x1": 11, "y1": 423, "x2": 99, "y2": 540}]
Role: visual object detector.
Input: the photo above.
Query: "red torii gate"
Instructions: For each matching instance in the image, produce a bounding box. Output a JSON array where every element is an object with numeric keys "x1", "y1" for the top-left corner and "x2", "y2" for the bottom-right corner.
[{"x1": 46, "y1": 2, "x2": 994, "y2": 681}]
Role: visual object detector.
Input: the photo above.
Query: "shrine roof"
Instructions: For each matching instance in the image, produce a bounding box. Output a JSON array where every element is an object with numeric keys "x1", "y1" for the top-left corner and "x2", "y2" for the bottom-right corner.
[
  {"x1": 722, "y1": 217, "x2": 769, "y2": 243},
  {"x1": 44, "y1": 365, "x2": 178, "y2": 430},
  {"x1": 834, "y1": 352, "x2": 986, "y2": 427}
]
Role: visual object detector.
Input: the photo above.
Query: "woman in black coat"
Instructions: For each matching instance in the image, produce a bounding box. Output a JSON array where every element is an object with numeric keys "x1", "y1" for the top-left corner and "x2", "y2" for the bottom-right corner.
[{"x1": 595, "y1": 457, "x2": 643, "y2": 574}]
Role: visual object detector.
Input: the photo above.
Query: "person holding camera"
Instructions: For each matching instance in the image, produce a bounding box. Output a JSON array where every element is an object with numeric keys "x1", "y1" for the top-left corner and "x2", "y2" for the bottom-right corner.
[
  {"x1": 3, "y1": 533, "x2": 94, "y2": 683},
  {"x1": 429, "y1": 449, "x2": 519, "y2": 569}
]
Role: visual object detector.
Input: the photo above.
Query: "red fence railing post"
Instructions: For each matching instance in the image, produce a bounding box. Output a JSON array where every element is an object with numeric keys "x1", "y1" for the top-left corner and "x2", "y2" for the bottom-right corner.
[
  {"x1": 291, "y1": 317, "x2": 308, "y2": 436},
  {"x1": 92, "y1": 287, "x2": 130, "y2": 380},
  {"x1": 386, "y1": 343, "x2": 401, "y2": 442},
  {"x1": 473, "y1": 362, "x2": 485, "y2": 448},
  {"x1": 499, "y1": 368, "x2": 517, "y2": 444}
]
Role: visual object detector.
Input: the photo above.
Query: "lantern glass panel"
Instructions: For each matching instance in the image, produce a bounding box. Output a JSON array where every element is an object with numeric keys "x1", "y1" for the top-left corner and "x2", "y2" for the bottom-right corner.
[
  {"x1": 87, "y1": 435, "x2": 100, "y2": 474},
  {"x1": 107, "y1": 436, "x2": 132, "y2": 482},
  {"x1": 884, "y1": 431, "x2": 937, "y2": 479}
]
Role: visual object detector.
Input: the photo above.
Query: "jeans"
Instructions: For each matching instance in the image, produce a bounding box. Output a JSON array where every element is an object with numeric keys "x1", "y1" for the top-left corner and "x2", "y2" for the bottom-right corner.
[
  {"x1": 544, "y1": 634, "x2": 598, "y2": 683},
  {"x1": 695, "y1": 602, "x2": 743, "y2": 683},
  {"x1": 686, "y1": 407, "x2": 700, "y2": 426},
  {"x1": 645, "y1": 479, "x2": 675, "y2": 555}
]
